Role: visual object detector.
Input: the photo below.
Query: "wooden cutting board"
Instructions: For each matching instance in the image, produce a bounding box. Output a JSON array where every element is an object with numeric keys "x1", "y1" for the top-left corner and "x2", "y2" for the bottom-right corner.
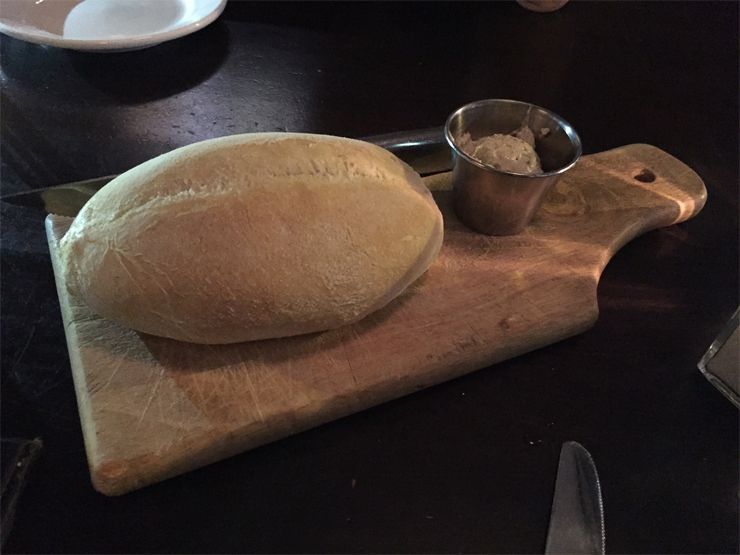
[{"x1": 46, "y1": 144, "x2": 706, "y2": 496}]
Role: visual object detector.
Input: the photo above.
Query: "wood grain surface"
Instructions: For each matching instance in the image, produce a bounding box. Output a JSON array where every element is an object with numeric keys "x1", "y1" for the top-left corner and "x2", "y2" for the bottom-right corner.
[{"x1": 46, "y1": 144, "x2": 706, "y2": 496}]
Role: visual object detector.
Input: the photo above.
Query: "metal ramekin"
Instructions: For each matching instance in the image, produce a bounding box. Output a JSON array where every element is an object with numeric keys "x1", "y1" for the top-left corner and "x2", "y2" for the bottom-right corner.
[{"x1": 445, "y1": 99, "x2": 582, "y2": 236}]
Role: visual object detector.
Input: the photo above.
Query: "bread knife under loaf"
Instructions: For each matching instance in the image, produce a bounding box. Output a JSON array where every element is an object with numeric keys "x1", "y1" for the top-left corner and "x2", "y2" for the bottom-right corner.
[{"x1": 1, "y1": 128, "x2": 450, "y2": 217}]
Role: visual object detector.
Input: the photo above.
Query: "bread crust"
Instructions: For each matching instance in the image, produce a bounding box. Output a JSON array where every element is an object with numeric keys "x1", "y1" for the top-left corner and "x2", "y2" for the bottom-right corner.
[{"x1": 60, "y1": 133, "x2": 444, "y2": 344}]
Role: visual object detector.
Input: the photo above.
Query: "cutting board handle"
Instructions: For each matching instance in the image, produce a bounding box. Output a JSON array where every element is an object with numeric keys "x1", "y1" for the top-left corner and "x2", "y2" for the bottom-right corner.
[
  {"x1": 537, "y1": 144, "x2": 706, "y2": 259},
  {"x1": 425, "y1": 143, "x2": 706, "y2": 279}
]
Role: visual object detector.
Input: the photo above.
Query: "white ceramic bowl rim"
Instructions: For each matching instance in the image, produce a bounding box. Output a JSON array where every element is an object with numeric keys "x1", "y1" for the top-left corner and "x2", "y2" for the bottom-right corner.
[{"x1": 0, "y1": 0, "x2": 227, "y2": 51}]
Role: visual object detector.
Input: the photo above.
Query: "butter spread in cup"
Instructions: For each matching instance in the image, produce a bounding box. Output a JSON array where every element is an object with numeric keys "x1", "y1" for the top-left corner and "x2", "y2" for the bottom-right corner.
[{"x1": 457, "y1": 125, "x2": 543, "y2": 175}]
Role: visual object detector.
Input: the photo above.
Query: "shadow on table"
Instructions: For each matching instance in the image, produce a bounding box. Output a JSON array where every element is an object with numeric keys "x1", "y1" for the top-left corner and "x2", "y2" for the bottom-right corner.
[
  {"x1": 65, "y1": 20, "x2": 230, "y2": 105},
  {"x1": 0, "y1": 19, "x2": 230, "y2": 106}
]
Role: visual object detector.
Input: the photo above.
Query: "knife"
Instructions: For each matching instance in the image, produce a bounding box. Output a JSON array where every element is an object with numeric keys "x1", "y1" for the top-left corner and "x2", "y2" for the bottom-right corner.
[
  {"x1": 0, "y1": 127, "x2": 450, "y2": 217},
  {"x1": 545, "y1": 441, "x2": 605, "y2": 555}
]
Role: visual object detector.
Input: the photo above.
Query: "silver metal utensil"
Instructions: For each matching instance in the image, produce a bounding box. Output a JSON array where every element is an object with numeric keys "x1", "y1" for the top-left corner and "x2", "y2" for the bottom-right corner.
[
  {"x1": 361, "y1": 126, "x2": 449, "y2": 176},
  {"x1": 545, "y1": 441, "x2": 605, "y2": 555}
]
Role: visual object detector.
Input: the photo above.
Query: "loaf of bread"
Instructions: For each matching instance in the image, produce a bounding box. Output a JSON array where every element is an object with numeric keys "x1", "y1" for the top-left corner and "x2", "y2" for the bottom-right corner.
[{"x1": 59, "y1": 133, "x2": 444, "y2": 344}]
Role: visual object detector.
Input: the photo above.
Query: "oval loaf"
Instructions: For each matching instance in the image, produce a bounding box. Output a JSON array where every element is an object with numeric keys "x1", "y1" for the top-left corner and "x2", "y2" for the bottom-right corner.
[{"x1": 60, "y1": 133, "x2": 444, "y2": 344}]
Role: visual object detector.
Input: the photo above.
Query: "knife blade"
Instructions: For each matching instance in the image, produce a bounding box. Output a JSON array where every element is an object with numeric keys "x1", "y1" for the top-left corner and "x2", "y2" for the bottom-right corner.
[
  {"x1": 0, "y1": 127, "x2": 450, "y2": 217},
  {"x1": 545, "y1": 441, "x2": 605, "y2": 555},
  {"x1": 362, "y1": 126, "x2": 450, "y2": 175}
]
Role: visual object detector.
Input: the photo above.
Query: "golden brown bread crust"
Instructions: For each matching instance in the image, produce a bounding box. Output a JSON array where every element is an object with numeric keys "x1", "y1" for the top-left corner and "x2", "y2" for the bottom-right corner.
[{"x1": 60, "y1": 133, "x2": 443, "y2": 344}]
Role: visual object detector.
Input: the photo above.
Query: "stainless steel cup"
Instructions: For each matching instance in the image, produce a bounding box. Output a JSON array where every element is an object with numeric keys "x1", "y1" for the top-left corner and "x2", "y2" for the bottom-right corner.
[{"x1": 445, "y1": 99, "x2": 582, "y2": 236}]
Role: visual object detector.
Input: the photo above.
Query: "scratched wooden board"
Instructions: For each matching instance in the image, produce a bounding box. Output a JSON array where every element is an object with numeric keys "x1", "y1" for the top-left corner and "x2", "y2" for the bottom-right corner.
[{"x1": 46, "y1": 144, "x2": 706, "y2": 495}]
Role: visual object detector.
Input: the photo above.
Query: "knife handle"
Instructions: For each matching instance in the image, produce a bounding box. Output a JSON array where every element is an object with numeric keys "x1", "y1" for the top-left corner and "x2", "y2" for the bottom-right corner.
[{"x1": 361, "y1": 126, "x2": 451, "y2": 175}]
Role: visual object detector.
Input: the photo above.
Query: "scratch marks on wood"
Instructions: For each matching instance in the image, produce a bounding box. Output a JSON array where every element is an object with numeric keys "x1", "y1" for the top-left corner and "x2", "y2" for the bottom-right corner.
[
  {"x1": 467, "y1": 324, "x2": 483, "y2": 346},
  {"x1": 239, "y1": 358, "x2": 265, "y2": 423},
  {"x1": 342, "y1": 340, "x2": 359, "y2": 388},
  {"x1": 101, "y1": 358, "x2": 124, "y2": 393},
  {"x1": 138, "y1": 369, "x2": 164, "y2": 423},
  {"x1": 98, "y1": 341, "x2": 138, "y2": 394}
]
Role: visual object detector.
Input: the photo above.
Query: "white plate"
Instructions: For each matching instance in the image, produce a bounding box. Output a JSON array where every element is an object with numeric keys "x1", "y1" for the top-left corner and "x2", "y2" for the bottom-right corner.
[{"x1": 0, "y1": 0, "x2": 227, "y2": 52}]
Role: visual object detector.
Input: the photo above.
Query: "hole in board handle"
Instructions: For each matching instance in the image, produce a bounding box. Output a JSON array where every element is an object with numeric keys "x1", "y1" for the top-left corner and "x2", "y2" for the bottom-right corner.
[{"x1": 634, "y1": 168, "x2": 656, "y2": 183}]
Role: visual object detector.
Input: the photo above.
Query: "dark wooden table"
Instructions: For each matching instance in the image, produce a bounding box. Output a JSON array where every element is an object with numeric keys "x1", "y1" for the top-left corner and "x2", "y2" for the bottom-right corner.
[{"x1": 1, "y1": 2, "x2": 738, "y2": 553}]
